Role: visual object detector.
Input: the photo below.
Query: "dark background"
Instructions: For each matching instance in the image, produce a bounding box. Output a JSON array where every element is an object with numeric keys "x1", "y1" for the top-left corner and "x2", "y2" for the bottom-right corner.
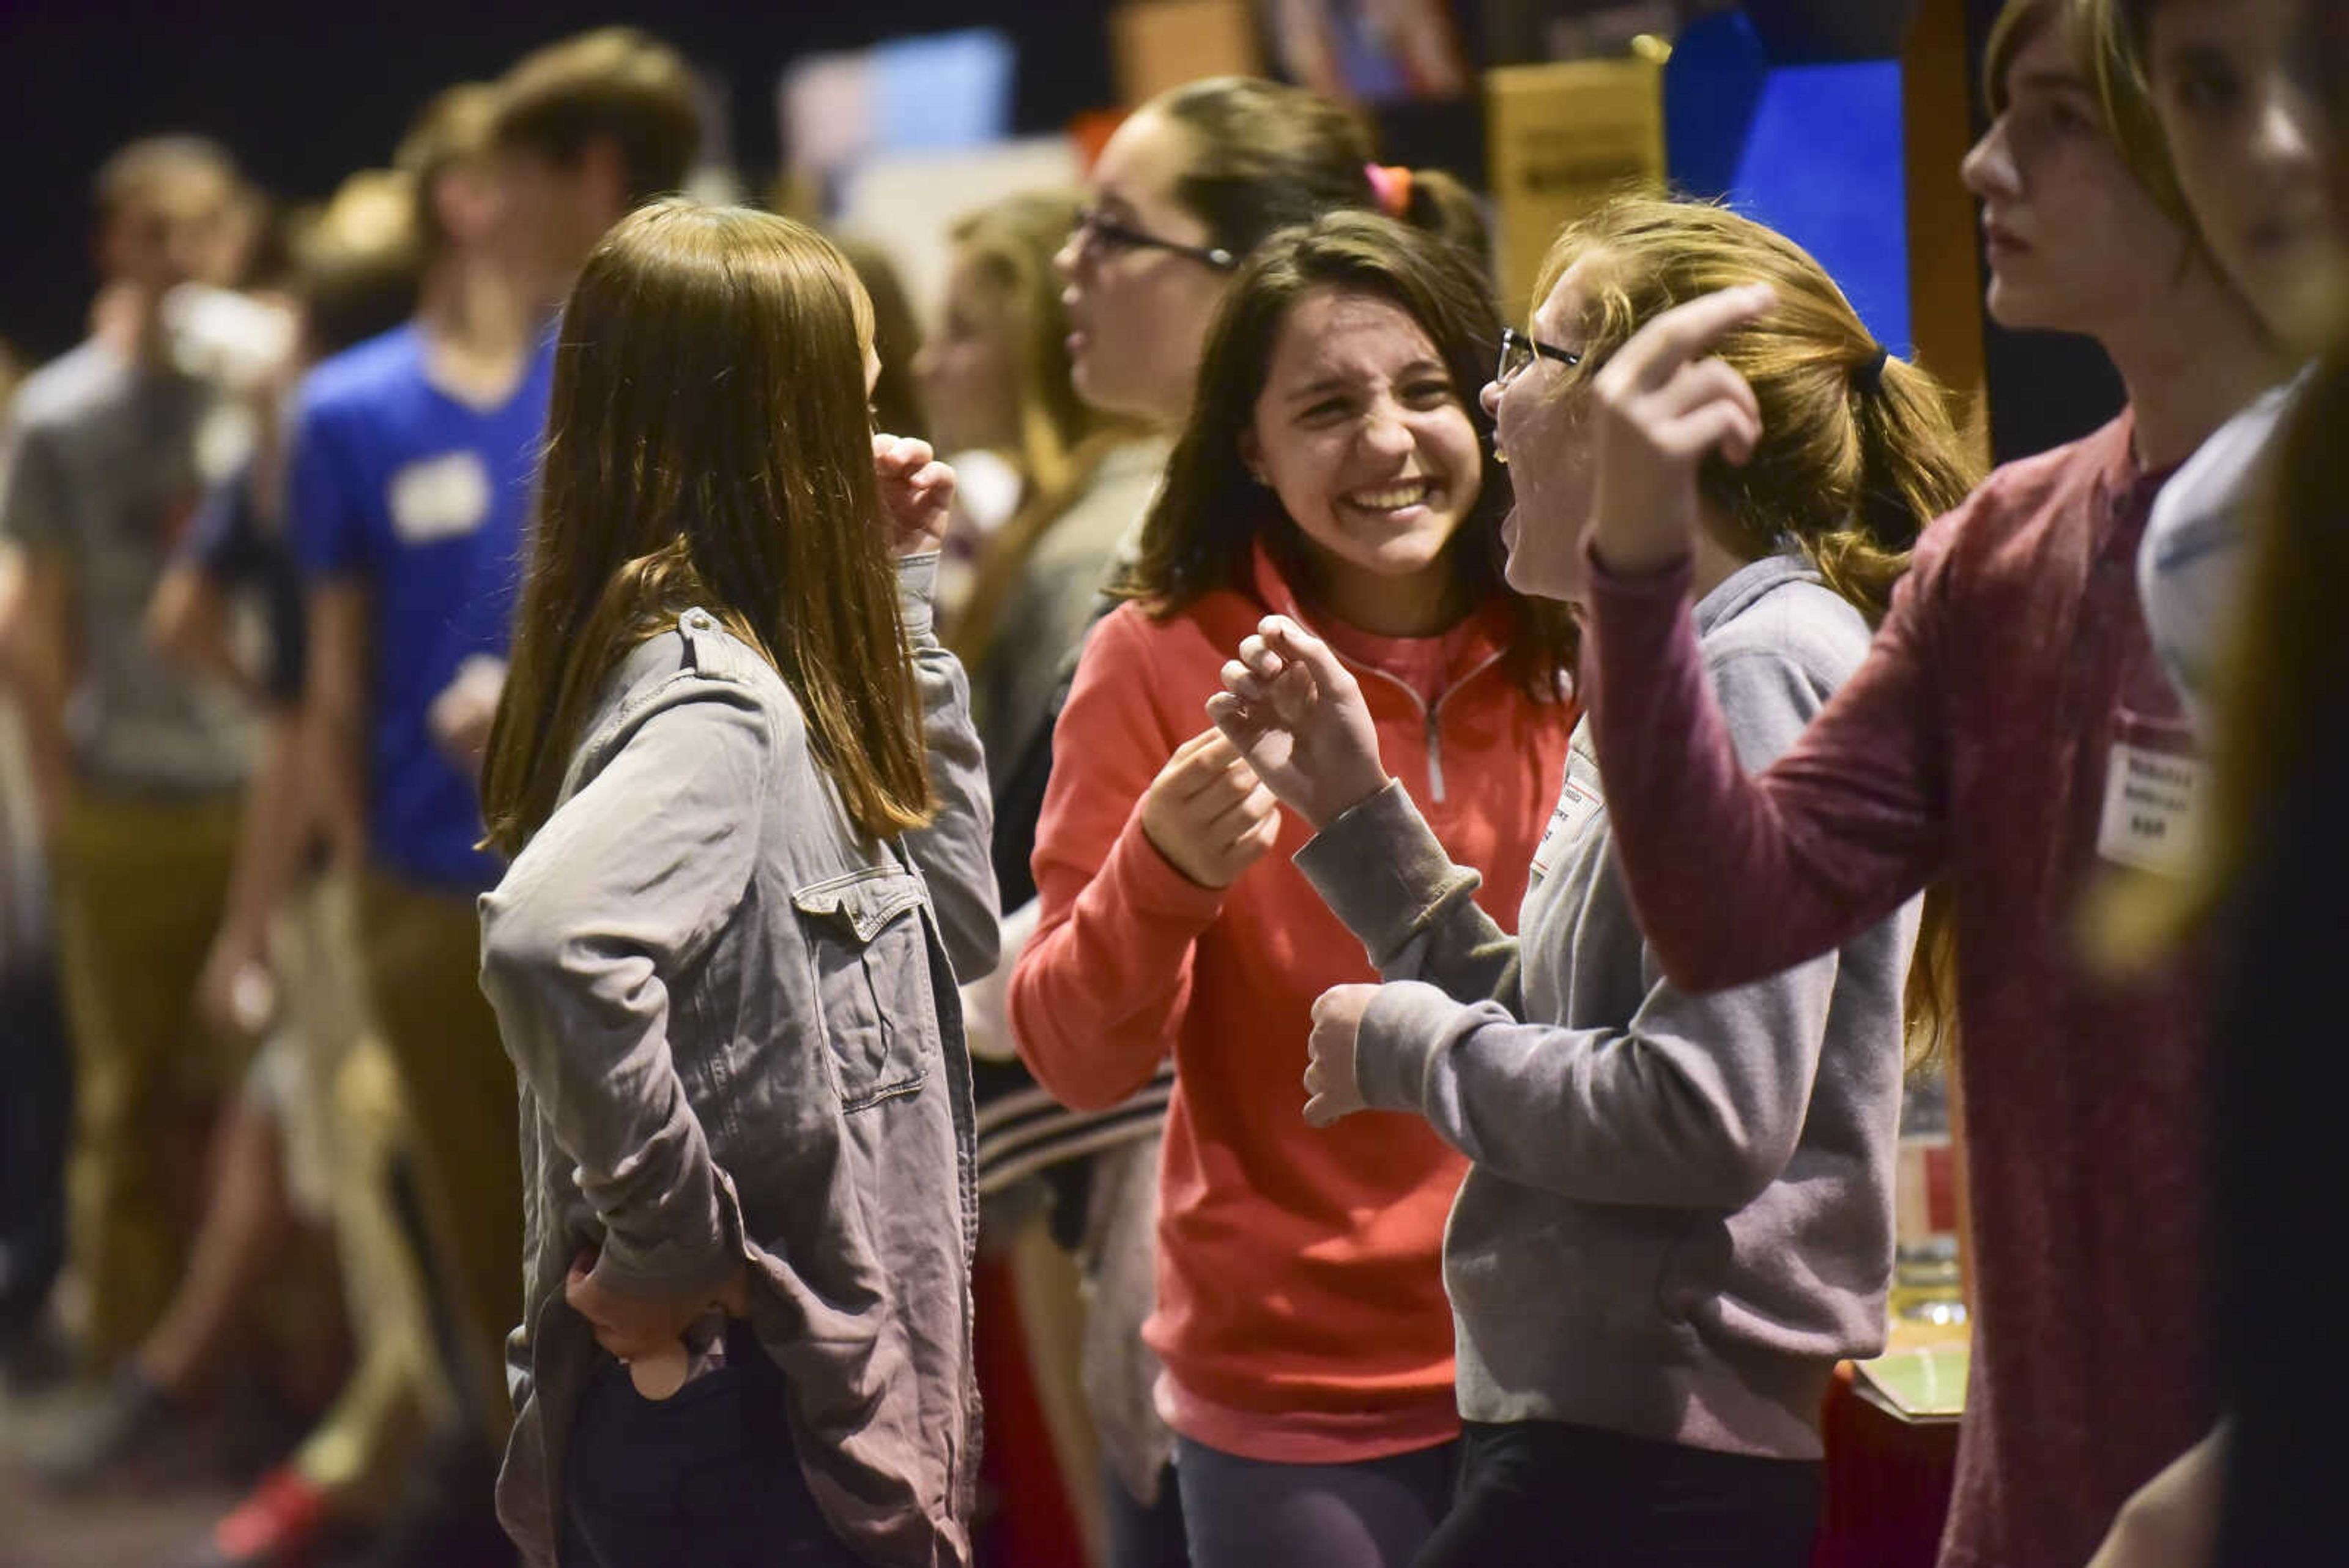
[{"x1": 0, "y1": 0, "x2": 1123, "y2": 362}]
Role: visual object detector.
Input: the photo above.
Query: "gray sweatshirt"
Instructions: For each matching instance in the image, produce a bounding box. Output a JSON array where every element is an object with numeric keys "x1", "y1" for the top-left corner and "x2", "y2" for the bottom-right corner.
[{"x1": 1296, "y1": 553, "x2": 1917, "y2": 1460}]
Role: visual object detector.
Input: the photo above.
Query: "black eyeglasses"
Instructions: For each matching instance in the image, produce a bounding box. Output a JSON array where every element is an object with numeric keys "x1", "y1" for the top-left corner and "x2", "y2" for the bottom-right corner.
[
  {"x1": 1496, "y1": 326, "x2": 1582, "y2": 386},
  {"x1": 1069, "y1": 206, "x2": 1238, "y2": 272}
]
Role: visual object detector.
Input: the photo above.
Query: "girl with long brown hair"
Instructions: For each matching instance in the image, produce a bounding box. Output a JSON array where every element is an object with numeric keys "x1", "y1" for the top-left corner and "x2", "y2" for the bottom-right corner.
[
  {"x1": 1212, "y1": 196, "x2": 1976, "y2": 1568},
  {"x1": 1010, "y1": 211, "x2": 1575, "y2": 1568},
  {"x1": 475, "y1": 199, "x2": 997, "y2": 1568}
]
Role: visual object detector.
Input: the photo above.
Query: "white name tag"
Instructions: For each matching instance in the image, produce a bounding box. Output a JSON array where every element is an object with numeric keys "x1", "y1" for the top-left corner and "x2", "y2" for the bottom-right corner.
[
  {"x1": 1529, "y1": 771, "x2": 1605, "y2": 887},
  {"x1": 2096, "y1": 739, "x2": 2205, "y2": 875},
  {"x1": 388, "y1": 451, "x2": 491, "y2": 544}
]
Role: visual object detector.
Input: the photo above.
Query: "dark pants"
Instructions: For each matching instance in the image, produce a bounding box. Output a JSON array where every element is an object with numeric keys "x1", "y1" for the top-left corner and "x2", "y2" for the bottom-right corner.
[
  {"x1": 562, "y1": 1325, "x2": 860, "y2": 1568},
  {"x1": 1105, "y1": 1460, "x2": 1191, "y2": 1568},
  {"x1": 1176, "y1": 1434, "x2": 1457, "y2": 1568},
  {"x1": 0, "y1": 963, "x2": 70, "y2": 1340},
  {"x1": 1414, "y1": 1419, "x2": 1821, "y2": 1568}
]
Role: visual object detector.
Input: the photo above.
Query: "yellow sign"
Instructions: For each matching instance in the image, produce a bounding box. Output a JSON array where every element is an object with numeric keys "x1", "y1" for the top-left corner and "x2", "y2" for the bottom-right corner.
[{"x1": 1485, "y1": 56, "x2": 1668, "y2": 312}]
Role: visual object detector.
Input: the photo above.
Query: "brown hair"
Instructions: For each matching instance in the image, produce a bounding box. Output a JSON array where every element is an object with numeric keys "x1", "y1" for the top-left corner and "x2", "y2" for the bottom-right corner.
[
  {"x1": 1123, "y1": 210, "x2": 1575, "y2": 699},
  {"x1": 394, "y1": 83, "x2": 500, "y2": 261},
  {"x1": 1152, "y1": 76, "x2": 1490, "y2": 267},
  {"x1": 481, "y1": 201, "x2": 930, "y2": 855},
  {"x1": 92, "y1": 134, "x2": 240, "y2": 224},
  {"x1": 1533, "y1": 196, "x2": 1983, "y2": 1057},
  {"x1": 1988, "y1": 0, "x2": 2195, "y2": 230},
  {"x1": 1534, "y1": 198, "x2": 1981, "y2": 623},
  {"x1": 944, "y1": 191, "x2": 1153, "y2": 669},
  {"x1": 491, "y1": 27, "x2": 702, "y2": 208},
  {"x1": 292, "y1": 169, "x2": 420, "y2": 358},
  {"x1": 833, "y1": 237, "x2": 929, "y2": 444}
]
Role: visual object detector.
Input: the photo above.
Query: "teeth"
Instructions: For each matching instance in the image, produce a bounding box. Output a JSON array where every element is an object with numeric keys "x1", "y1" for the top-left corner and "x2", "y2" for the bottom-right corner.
[{"x1": 1349, "y1": 481, "x2": 1431, "y2": 510}]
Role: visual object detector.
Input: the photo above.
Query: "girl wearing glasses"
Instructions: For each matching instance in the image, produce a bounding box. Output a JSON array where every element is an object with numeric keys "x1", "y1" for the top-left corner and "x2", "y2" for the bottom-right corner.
[
  {"x1": 1009, "y1": 211, "x2": 1575, "y2": 1568},
  {"x1": 1208, "y1": 198, "x2": 1977, "y2": 1568},
  {"x1": 1053, "y1": 75, "x2": 1482, "y2": 432}
]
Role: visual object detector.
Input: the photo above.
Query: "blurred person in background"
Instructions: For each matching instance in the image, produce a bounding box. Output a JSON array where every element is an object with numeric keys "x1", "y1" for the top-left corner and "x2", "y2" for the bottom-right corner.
[
  {"x1": 2068, "y1": 0, "x2": 2345, "y2": 1563},
  {"x1": 2092, "y1": 0, "x2": 2341, "y2": 732},
  {"x1": 290, "y1": 39, "x2": 700, "y2": 1560},
  {"x1": 133, "y1": 169, "x2": 451, "y2": 1568},
  {"x1": 0, "y1": 134, "x2": 263, "y2": 1389},
  {"x1": 0, "y1": 333, "x2": 75, "y2": 1392},
  {"x1": 916, "y1": 187, "x2": 1160, "y2": 1566}
]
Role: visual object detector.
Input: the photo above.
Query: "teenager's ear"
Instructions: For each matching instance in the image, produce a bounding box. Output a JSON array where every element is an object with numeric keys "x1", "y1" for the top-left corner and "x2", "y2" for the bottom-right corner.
[{"x1": 1238, "y1": 426, "x2": 1265, "y2": 486}]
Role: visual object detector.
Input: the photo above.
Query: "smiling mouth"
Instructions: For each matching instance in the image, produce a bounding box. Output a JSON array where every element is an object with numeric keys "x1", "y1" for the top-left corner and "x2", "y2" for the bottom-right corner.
[{"x1": 1344, "y1": 478, "x2": 1435, "y2": 513}]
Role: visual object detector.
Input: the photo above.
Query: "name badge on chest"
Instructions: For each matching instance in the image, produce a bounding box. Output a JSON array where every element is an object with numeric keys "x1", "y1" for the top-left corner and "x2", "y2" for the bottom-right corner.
[
  {"x1": 2095, "y1": 715, "x2": 2205, "y2": 877},
  {"x1": 1529, "y1": 768, "x2": 1605, "y2": 888}
]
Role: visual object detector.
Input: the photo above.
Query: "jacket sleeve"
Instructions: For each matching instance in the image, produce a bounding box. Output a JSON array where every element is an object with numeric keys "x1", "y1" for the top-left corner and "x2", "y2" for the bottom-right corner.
[
  {"x1": 896, "y1": 551, "x2": 1001, "y2": 983},
  {"x1": 477, "y1": 680, "x2": 769, "y2": 1302},
  {"x1": 1579, "y1": 527, "x2": 1954, "y2": 994},
  {"x1": 1292, "y1": 782, "x2": 1524, "y2": 1014},
  {"x1": 1008, "y1": 609, "x2": 1226, "y2": 1111},
  {"x1": 1349, "y1": 645, "x2": 1894, "y2": 1208}
]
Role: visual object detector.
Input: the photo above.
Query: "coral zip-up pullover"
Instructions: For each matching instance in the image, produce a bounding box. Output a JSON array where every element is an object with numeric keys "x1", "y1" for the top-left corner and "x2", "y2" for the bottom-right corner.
[{"x1": 1010, "y1": 544, "x2": 1572, "y2": 1463}]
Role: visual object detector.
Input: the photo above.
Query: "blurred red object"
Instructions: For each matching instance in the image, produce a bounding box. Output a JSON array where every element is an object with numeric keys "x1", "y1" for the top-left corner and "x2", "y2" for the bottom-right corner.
[{"x1": 1812, "y1": 1362, "x2": 1959, "y2": 1568}]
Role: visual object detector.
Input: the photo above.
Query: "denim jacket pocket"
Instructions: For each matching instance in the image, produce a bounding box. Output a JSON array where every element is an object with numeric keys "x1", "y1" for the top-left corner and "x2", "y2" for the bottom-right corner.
[{"x1": 791, "y1": 866, "x2": 935, "y2": 1112}]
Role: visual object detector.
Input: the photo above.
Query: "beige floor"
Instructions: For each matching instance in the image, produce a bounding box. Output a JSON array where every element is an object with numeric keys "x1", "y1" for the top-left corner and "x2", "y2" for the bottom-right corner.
[{"x1": 0, "y1": 1378, "x2": 248, "y2": 1568}]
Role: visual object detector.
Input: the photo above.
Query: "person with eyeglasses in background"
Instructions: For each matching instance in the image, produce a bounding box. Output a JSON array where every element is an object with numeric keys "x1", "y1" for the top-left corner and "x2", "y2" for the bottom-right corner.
[{"x1": 962, "y1": 78, "x2": 1486, "y2": 1568}]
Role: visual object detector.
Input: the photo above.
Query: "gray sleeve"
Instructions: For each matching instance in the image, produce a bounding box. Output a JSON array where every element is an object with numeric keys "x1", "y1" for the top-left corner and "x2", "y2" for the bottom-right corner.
[
  {"x1": 1293, "y1": 781, "x2": 1524, "y2": 1013},
  {"x1": 477, "y1": 685, "x2": 771, "y2": 1301},
  {"x1": 0, "y1": 419, "x2": 70, "y2": 551},
  {"x1": 896, "y1": 551, "x2": 1002, "y2": 982},
  {"x1": 1351, "y1": 647, "x2": 1859, "y2": 1207}
]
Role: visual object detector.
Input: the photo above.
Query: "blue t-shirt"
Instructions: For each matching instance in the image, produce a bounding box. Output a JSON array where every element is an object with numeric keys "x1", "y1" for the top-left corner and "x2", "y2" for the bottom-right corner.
[{"x1": 289, "y1": 322, "x2": 554, "y2": 891}]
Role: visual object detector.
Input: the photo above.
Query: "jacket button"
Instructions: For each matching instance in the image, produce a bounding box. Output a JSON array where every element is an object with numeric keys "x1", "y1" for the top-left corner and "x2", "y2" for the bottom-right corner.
[{"x1": 683, "y1": 609, "x2": 715, "y2": 632}]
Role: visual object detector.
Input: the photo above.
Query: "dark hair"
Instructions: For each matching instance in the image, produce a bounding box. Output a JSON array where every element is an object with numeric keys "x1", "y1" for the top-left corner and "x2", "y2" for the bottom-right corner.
[
  {"x1": 482, "y1": 201, "x2": 929, "y2": 854},
  {"x1": 834, "y1": 237, "x2": 928, "y2": 444},
  {"x1": 1153, "y1": 76, "x2": 1490, "y2": 267},
  {"x1": 1123, "y1": 210, "x2": 1575, "y2": 698},
  {"x1": 294, "y1": 171, "x2": 420, "y2": 358},
  {"x1": 491, "y1": 27, "x2": 703, "y2": 207},
  {"x1": 92, "y1": 134, "x2": 240, "y2": 224},
  {"x1": 395, "y1": 83, "x2": 500, "y2": 260}
]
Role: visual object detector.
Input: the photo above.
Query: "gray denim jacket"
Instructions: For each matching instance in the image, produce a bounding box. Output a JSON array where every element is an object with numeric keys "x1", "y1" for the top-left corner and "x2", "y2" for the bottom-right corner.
[{"x1": 480, "y1": 554, "x2": 998, "y2": 1567}]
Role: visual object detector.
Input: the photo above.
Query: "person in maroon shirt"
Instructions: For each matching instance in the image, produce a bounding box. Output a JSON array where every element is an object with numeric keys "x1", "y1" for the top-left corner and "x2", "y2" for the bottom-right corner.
[{"x1": 1499, "y1": 2, "x2": 2296, "y2": 1566}]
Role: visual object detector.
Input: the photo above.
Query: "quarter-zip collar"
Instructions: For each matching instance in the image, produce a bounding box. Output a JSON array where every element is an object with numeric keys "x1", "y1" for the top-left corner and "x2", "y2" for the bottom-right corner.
[{"x1": 1245, "y1": 540, "x2": 1518, "y2": 804}]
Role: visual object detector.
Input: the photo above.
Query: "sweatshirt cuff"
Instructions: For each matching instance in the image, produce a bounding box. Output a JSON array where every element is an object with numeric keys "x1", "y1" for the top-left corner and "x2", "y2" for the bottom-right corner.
[
  {"x1": 1354, "y1": 979, "x2": 1469, "y2": 1115},
  {"x1": 1584, "y1": 537, "x2": 1695, "y2": 603},
  {"x1": 895, "y1": 551, "x2": 941, "y2": 638},
  {"x1": 1295, "y1": 781, "x2": 1480, "y2": 968}
]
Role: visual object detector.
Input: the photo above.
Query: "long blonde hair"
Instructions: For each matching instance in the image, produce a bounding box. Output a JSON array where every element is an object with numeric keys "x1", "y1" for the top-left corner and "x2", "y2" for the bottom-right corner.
[
  {"x1": 946, "y1": 191, "x2": 1150, "y2": 669},
  {"x1": 481, "y1": 201, "x2": 931, "y2": 856},
  {"x1": 1532, "y1": 196, "x2": 1984, "y2": 1057}
]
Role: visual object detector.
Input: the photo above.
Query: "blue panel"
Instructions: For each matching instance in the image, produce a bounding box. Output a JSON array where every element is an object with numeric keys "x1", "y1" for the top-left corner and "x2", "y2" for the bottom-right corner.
[
  {"x1": 871, "y1": 28, "x2": 1016, "y2": 153},
  {"x1": 1664, "y1": 10, "x2": 1767, "y2": 204},
  {"x1": 1729, "y1": 60, "x2": 1909, "y2": 356}
]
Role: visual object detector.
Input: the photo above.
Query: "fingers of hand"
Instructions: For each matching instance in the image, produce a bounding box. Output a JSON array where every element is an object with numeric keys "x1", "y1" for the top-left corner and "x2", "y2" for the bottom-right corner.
[
  {"x1": 874, "y1": 434, "x2": 935, "y2": 475},
  {"x1": 1221, "y1": 658, "x2": 1270, "y2": 705},
  {"x1": 1599, "y1": 284, "x2": 1775, "y2": 399},
  {"x1": 1260, "y1": 615, "x2": 1347, "y2": 686}
]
